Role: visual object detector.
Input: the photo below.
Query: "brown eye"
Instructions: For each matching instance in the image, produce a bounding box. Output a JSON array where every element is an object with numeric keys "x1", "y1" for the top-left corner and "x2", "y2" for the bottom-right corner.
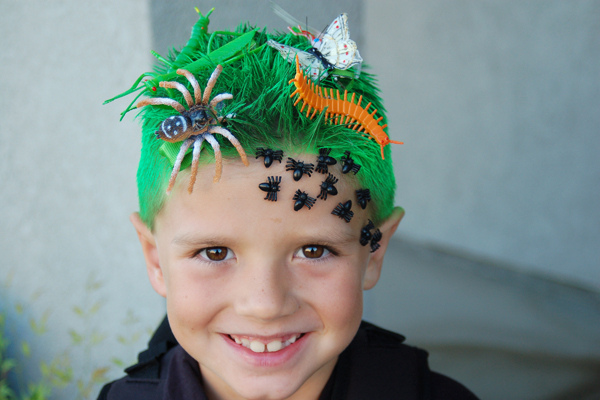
[
  {"x1": 201, "y1": 247, "x2": 231, "y2": 262},
  {"x1": 301, "y1": 245, "x2": 325, "y2": 259}
]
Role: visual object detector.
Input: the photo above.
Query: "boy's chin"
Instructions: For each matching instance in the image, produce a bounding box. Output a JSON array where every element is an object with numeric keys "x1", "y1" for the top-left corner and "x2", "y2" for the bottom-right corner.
[
  {"x1": 204, "y1": 367, "x2": 328, "y2": 400},
  {"x1": 197, "y1": 334, "x2": 340, "y2": 400}
]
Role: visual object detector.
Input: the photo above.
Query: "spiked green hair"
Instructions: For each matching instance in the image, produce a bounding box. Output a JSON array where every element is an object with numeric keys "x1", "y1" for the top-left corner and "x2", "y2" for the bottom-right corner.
[{"x1": 108, "y1": 8, "x2": 398, "y2": 230}]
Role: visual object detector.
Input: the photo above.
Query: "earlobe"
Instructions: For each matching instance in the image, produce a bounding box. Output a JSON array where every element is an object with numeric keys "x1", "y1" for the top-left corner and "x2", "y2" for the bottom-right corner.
[
  {"x1": 130, "y1": 213, "x2": 167, "y2": 298},
  {"x1": 363, "y1": 207, "x2": 405, "y2": 290}
]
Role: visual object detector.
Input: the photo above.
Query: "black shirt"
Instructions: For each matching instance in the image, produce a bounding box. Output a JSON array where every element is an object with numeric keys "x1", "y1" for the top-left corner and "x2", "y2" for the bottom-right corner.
[{"x1": 98, "y1": 320, "x2": 479, "y2": 400}]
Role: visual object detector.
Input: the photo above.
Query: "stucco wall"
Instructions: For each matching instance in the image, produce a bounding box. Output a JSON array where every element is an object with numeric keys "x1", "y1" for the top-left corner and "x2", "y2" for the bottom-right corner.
[
  {"x1": 0, "y1": 1, "x2": 164, "y2": 397},
  {"x1": 365, "y1": 0, "x2": 600, "y2": 289}
]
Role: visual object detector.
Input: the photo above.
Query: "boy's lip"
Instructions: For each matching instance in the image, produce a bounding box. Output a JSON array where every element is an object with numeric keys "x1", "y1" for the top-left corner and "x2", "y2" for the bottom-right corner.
[
  {"x1": 220, "y1": 331, "x2": 310, "y2": 366},
  {"x1": 227, "y1": 333, "x2": 303, "y2": 353}
]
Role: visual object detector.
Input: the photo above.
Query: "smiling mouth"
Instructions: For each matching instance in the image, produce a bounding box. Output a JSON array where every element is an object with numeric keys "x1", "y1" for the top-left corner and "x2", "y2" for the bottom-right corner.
[{"x1": 228, "y1": 333, "x2": 305, "y2": 353}]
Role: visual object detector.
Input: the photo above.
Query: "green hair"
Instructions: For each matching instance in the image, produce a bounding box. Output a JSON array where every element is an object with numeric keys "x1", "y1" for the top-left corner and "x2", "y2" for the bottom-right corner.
[{"x1": 119, "y1": 9, "x2": 397, "y2": 230}]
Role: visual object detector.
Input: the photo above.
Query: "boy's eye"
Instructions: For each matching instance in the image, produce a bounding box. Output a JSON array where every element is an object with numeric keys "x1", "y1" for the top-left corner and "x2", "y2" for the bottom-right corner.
[
  {"x1": 198, "y1": 247, "x2": 233, "y2": 262},
  {"x1": 296, "y1": 245, "x2": 330, "y2": 259}
]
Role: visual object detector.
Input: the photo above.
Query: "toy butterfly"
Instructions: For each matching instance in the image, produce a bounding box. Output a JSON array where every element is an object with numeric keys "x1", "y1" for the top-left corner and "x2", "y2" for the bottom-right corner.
[{"x1": 268, "y1": 13, "x2": 363, "y2": 81}]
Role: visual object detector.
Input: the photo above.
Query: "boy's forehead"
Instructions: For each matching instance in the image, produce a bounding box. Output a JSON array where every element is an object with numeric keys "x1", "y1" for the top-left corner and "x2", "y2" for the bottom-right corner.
[{"x1": 156, "y1": 153, "x2": 369, "y2": 240}]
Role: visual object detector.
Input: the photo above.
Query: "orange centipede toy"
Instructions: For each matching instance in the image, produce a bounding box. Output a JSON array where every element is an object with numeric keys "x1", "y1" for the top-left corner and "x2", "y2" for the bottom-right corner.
[{"x1": 288, "y1": 57, "x2": 403, "y2": 160}]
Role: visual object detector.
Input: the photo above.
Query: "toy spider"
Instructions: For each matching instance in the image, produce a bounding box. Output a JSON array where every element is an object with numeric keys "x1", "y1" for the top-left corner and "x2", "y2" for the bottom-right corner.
[
  {"x1": 293, "y1": 190, "x2": 316, "y2": 211},
  {"x1": 359, "y1": 220, "x2": 375, "y2": 246},
  {"x1": 332, "y1": 200, "x2": 354, "y2": 223},
  {"x1": 356, "y1": 189, "x2": 371, "y2": 209},
  {"x1": 258, "y1": 176, "x2": 281, "y2": 201},
  {"x1": 370, "y1": 228, "x2": 382, "y2": 253},
  {"x1": 286, "y1": 158, "x2": 314, "y2": 181},
  {"x1": 255, "y1": 148, "x2": 284, "y2": 168},
  {"x1": 317, "y1": 174, "x2": 339, "y2": 200},
  {"x1": 137, "y1": 65, "x2": 249, "y2": 194},
  {"x1": 315, "y1": 148, "x2": 337, "y2": 174},
  {"x1": 340, "y1": 151, "x2": 361, "y2": 175}
]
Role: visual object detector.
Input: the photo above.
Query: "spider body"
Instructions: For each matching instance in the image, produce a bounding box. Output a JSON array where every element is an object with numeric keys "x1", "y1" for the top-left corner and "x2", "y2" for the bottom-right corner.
[
  {"x1": 157, "y1": 107, "x2": 212, "y2": 142},
  {"x1": 315, "y1": 147, "x2": 337, "y2": 174},
  {"x1": 359, "y1": 220, "x2": 375, "y2": 246},
  {"x1": 341, "y1": 151, "x2": 361, "y2": 175},
  {"x1": 137, "y1": 65, "x2": 248, "y2": 194},
  {"x1": 332, "y1": 200, "x2": 354, "y2": 223},
  {"x1": 356, "y1": 189, "x2": 371, "y2": 209},
  {"x1": 293, "y1": 190, "x2": 316, "y2": 211},
  {"x1": 317, "y1": 174, "x2": 339, "y2": 200},
  {"x1": 256, "y1": 148, "x2": 284, "y2": 168},
  {"x1": 286, "y1": 158, "x2": 314, "y2": 181},
  {"x1": 258, "y1": 176, "x2": 281, "y2": 201}
]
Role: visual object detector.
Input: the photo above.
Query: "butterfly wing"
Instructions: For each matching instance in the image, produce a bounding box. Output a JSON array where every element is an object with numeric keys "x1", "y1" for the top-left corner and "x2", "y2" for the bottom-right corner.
[
  {"x1": 314, "y1": 14, "x2": 363, "y2": 71},
  {"x1": 267, "y1": 40, "x2": 329, "y2": 80}
]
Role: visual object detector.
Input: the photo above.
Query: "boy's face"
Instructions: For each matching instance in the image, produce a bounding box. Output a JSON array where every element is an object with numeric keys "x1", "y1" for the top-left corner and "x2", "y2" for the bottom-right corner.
[{"x1": 133, "y1": 155, "x2": 402, "y2": 400}]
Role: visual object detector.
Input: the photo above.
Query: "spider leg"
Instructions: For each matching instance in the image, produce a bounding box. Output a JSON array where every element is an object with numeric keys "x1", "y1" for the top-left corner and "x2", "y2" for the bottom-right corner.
[
  {"x1": 187, "y1": 135, "x2": 206, "y2": 193},
  {"x1": 177, "y1": 69, "x2": 202, "y2": 104},
  {"x1": 202, "y1": 65, "x2": 223, "y2": 105},
  {"x1": 137, "y1": 97, "x2": 186, "y2": 114},
  {"x1": 160, "y1": 81, "x2": 193, "y2": 108},
  {"x1": 166, "y1": 138, "x2": 194, "y2": 194},
  {"x1": 204, "y1": 134, "x2": 222, "y2": 182},
  {"x1": 209, "y1": 126, "x2": 249, "y2": 167},
  {"x1": 209, "y1": 93, "x2": 233, "y2": 109}
]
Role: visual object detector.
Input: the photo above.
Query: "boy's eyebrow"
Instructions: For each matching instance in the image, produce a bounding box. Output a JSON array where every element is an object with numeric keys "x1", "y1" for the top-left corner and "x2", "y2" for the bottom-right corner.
[
  {"x1": 307, "y1": 227, "x2": 357, "y2": 245},
  {"x1": 171, "y1": 226, "x2": 359, "y2": 247},
  {"x1": 172, "y1": 234, "x2": 236, "y2": 247}
]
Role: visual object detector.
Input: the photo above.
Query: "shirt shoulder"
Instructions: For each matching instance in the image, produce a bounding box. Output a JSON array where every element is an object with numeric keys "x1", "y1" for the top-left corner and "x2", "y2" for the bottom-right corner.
[
  {"x1": 321, "y1": 321, "x2": 479, "y2": 400},
  {"x1": 430, "y1": 372, "x2": 480, "y2": 400}
]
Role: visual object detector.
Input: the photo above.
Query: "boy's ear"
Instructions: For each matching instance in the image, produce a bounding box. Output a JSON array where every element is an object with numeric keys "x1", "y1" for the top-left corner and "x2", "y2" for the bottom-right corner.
[
  {"x1": 130, "y1": 213, "x2": 167, "y2": 298},
  {"x1": 363, "y1": 207, "x2": 405, "y2": 290}
]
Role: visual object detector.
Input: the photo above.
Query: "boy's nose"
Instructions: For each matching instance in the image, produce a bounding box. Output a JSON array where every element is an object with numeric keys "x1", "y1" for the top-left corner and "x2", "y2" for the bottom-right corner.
[{"x1": 233, "y1": 261, "x2": 298, "y2": 321}]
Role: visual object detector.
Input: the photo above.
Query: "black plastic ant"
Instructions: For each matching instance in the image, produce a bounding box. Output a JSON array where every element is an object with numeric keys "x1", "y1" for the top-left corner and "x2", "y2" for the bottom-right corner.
[
  {"x1": 293, "y1": 190, "x2": 316, "y2": 211},
  {"x1": 356, "y1": 189, "x2": 371, "y2": 209},
  {"x1": 318, "y1": 174, "x2": 339, "y2": 200},
  {"x1": 332, "y1": 200, "x2": 354, "y2": 223},
  {"x1": 315, "y1": 148, "x2": 337, "y2": 174},
  {"x1": 340, "y1": 151, "x2": 361, "y2": 175},
  {"x1": 256, "y1": 148, "x2": 284, "y2": 168},
  {"x1": 286, "y1": 158, "x2": 315, "y2": 181},
  {"x1": 258, "y1": 176, "x2": 281, "y2": 201}
]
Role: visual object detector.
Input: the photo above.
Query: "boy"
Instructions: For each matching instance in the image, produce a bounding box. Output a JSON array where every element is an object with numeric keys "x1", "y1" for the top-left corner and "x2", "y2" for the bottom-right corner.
[{"x1": 99, "y1": 8, "x2": 478, "y2": 400}]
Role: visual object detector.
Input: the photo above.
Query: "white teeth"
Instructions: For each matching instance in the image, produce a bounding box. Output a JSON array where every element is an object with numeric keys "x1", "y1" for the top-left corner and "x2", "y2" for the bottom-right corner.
[
  {"x1": 231, "y1": 334, "x2": 302, "y2": 353},
  {"x1": 250, "y1": 341, "x2": 266, "y2": 353},
  {"x1": 266, "y1": 340, "x2": 283, "y2": 352}
]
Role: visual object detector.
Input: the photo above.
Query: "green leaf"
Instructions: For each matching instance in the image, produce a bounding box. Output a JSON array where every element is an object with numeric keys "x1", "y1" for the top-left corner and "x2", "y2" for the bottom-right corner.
[
  {"x1": 29, "y1": 317, "x2": 47, "y2": 335},
  {"x1": 72, "y1": 306, "x2": 84, "y2": 317},
  {"x1": 90, "y1": 332, "x2": 107, "y2": 345},
  {"x1": 20, "y1": 341, "x2": 31, "y2": 357},
  {"x1": 111, "y1": 357, "x2": 125, "y2": 368},
  {"x1": 88, "y1": 300, "x2": 105, "y2": 316},
  {"x1": 1, "y1": 358, "x2": 16, "y2": 374},
  {"x1": 68, "y1": 329, "x2": 83, "y2": 345},
  {"x1": 91, "y1": 367, "x2": 110, "y2": 383}
]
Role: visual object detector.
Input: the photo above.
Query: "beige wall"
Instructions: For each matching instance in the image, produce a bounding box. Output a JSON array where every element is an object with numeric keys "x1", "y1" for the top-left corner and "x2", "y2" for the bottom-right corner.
[
  {"x1": 365, "y1": 0, "x2": 600, "y2": 288},
  {"x1": 1, "y1": 1, "x2": 164, "y2": 397}
]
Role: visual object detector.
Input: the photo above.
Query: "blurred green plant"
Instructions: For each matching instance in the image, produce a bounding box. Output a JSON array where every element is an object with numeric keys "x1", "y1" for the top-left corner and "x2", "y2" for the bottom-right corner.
[
  {"x1": 0, "y1": 311, "x2": 71, "y2": 400},
  {"x1": 1, "y1": 270, "x2": 152, "y2": 400}
]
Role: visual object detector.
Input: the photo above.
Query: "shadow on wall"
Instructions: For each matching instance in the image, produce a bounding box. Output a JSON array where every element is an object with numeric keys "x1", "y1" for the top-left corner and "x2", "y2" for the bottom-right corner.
[{"x1": 365, "y1": 236, "x2": 600, "y2": 400}]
